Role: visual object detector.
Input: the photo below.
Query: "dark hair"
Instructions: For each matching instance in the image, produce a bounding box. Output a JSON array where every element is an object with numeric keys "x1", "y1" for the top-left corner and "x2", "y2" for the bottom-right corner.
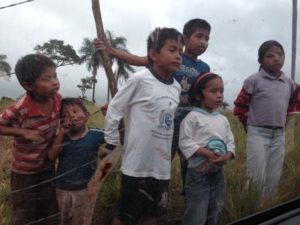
[
  {"x1": 183, "y1": 18, "x2": 211, "y2": 37},
  {"x1": 189, "y1": 72, "x2": 222, "y2": 106},
  {"x1": 60, "y1": 97, "x2": 88, "y2": 117},
  {"x1": 147, "y1": 27, "x2": 183, "y2": 66},
  {"x1": 15, "y1": 54, "x2": 56, "y2": 85},
  {"x1": 258, "y1": 40, "x2": 285, "y2": 65}
]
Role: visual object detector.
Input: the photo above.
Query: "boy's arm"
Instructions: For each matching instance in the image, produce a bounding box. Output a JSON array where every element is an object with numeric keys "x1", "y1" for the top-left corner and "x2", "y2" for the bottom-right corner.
[
  {"x1": 288, "y1": 84, "x2": 300, "y2": 115},
  {"x1": 105, "y1": 77, "x2": 138, "y2": 146},
  {"x1": 94, "y1": 38, "x2": 148, "y2": 66},
  {"x1": 48, "y1": 131, "x2": 65, "y2": 161},
  {"x1": 233, "y1": 87, "x2": 251, "y2": 128},
  {"x1": 0, "y1": 124, "x2": 43, "y2": 142}
]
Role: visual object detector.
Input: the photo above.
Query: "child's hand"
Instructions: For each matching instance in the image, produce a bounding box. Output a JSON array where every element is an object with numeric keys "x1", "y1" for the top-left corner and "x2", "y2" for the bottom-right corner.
[
  {"x1": 210, "y1": 151, "x2": 234, "y2": 166},
  {"x1": 22, "y1": 129, "x2": 44, "y2": 143},
  {"x1": 196, "y1": 147, "x2": 220, "y2": 160},
  {"x1": 94, "y1": 38, "x2": 112, "y2": 54},
  {"x1": 100, "y1": 103, "x2": 108, "y2": 116}
]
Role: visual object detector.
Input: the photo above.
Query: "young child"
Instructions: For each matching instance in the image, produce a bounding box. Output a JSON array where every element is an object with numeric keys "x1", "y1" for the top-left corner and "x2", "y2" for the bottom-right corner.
[
  {"x1": 104, "y1": 27, "x2": 183, "y2": 225},
  {"x1": 95, "y1": 18, "x2": 211, "y2": 189},
  {"x1": 0, "y1": 54, "x2": 60, "y2": 225},
  {"x1": 234, "y1": 40, "x2": 298, "y2": 199},
  {"x1": 179, "y1": 72, "x2": 235, "y2": 225},
  {"x1": 48, "y1": 97, "x2": 105, "y2": 225}
]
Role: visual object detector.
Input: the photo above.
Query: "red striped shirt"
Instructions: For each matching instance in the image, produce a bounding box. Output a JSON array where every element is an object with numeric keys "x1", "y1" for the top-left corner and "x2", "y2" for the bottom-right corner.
[{"x1": 0, "y1": 92, "x2": 62, "y2": 174}]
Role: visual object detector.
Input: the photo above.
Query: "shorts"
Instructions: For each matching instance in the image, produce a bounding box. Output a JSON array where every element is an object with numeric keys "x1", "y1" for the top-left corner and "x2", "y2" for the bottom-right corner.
[
  {"x1": 56, "y1": 187, "x2": 94, "y2": 225},
  {"x1": 116, "y1": 174, "x2": 169, "y2": 225},
  {"x1": 10, "y1": 169, "x2": 58, "y2": 225}
]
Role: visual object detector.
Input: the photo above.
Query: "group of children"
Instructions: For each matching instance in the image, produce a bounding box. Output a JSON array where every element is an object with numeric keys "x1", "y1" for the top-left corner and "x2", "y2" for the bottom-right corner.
[{"x1": 0, "y1": 17, "x2": 298, "y2": 225}]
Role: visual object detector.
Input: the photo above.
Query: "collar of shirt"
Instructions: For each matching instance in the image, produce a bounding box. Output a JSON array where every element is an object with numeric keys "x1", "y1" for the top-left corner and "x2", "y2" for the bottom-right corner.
[
  {"x1": 25, "y1": 92, "x2": 61, "y2": 118},
  {"x1": 193, "y1": 107, "x2": 219, "y2": 116},
  {"x1": 260, "y1": 69, "x2": 286, "y2": 82}
]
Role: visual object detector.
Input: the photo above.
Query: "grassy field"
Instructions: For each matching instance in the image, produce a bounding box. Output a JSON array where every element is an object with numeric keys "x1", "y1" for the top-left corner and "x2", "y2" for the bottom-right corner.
[{"x1": 1, "y1": 97, "x2": 300, "y2": 224}]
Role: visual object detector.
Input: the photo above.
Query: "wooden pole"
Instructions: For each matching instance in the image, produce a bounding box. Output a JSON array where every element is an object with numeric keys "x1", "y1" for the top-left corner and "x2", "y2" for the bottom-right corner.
[
  {"x1": 92, "y1": 0, "x2": 118, "y2": 96},
  {"x1": 291, "y1": 0, "x2": 297, "y2": 80}
]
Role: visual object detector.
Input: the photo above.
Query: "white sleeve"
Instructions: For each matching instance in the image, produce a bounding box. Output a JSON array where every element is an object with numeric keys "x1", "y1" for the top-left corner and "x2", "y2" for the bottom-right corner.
[
  {"x1": 104, "y1": 77, "x2": 138, "y2": 145},
  {"x1": 179, "y1": 115, "x2": 200, "y2": 159},
  {"x1": 224, "y1": 118, "x2": 236, "y2": 157}
]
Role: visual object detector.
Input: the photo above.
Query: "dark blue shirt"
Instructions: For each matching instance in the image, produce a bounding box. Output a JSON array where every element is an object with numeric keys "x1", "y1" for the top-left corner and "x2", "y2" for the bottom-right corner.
[
  {"x1": 55, "y1": 128, "x2": 105, "y2": 190},
  {"x1": 173, "y1": 54, "x2": 210, "y2": 122}
]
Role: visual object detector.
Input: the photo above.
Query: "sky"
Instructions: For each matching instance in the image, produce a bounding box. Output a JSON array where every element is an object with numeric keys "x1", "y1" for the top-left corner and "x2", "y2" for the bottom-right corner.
[{"x1": 0, "y1": 0, "x2": 299, "y2": 106}]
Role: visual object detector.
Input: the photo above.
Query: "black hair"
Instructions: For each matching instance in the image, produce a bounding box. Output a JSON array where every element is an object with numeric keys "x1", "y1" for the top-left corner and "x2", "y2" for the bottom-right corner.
[
  {"x1": 189, "y1": 72, "x2": 222, "y2": 107},
  {"x1": 183, "y1": 18, "x2": 211, "y2": 37},
  {"x1": 15, "y1": 54, "x2": 56, "y2": 85},
  {"x1": 258, "y1": 40, "x2": 285, "y2": 69},
  {"x1": 60, "y1": 97, "x2": 88, "y2": 118},
  {"x1": 147, "y1": 27, "x2": 183, "y2": 66}
]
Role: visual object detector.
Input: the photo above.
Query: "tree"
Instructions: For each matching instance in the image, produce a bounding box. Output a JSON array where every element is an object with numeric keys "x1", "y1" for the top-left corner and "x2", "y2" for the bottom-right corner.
[
  {"x1": 79, "y1": 38, "x2": 103, "y2": 103},
  {"x1": 105, "y1": 30, "x2": 135, "y2": 101},
  {"x1": 0, "y1": 54, "x2": 12, "y2": 77},
  {"x1": 77, "y1": 77, "x2": 93, "y2": 99},
  {"x1": 106, "y1": 30, "x2": 135, "y2": 85},
  {"x1": 34, "y1": 39, "x2": 80, "y2": 67}
]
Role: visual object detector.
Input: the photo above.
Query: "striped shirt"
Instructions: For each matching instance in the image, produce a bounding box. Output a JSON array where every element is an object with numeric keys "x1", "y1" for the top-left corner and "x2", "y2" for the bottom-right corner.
[{"x1": 0, "y1": 92, "x2": 62, "y2": 174}]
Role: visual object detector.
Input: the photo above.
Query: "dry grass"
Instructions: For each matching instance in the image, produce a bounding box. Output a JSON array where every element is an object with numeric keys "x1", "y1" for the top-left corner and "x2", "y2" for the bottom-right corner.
[{"x1": 1, "y1": 99, "x2": 300, "y2": 224}]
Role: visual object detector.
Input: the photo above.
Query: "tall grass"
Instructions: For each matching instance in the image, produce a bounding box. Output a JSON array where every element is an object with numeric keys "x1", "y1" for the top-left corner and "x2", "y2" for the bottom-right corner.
[{"x1": 1, "y1": 99, "x2": 300, "y2": 224}]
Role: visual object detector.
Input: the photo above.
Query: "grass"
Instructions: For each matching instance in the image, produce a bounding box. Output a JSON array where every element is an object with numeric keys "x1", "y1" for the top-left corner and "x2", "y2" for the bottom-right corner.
[{"x1": 1, "y1": 98, "x2": 300, "y2": 224}]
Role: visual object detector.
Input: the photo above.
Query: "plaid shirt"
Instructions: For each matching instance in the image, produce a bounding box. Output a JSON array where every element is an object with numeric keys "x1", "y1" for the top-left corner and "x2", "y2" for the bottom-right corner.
[{"x1": 0, "y1": 92, "x2": 62, "y2": 174}]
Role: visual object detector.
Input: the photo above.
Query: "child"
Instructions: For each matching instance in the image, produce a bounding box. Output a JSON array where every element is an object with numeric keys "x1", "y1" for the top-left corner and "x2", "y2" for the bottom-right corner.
[
  {"x1": 0, "y1": 54, "x2": 60, "y2": 225},
  {"x1": 179, "y1": 72, "x2": 235, "y2": 225},
  {"x1": 95, "y1": 18, "x2": 211, "y2": 189},
  {"x1": 48, "y1": 97, "x2": 105, "y2": 225},
  {"x1": 234, "y1": 40, "x2": 298, "y2": 199},
  {"x1": 104, "y1": 27, "x2": 183, "y2": 225}
]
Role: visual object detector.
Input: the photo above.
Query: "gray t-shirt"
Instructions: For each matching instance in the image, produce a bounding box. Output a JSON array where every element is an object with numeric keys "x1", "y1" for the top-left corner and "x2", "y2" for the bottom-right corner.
[{"x1": 244, "y1": 69, "x2": 296, "y2": 127}]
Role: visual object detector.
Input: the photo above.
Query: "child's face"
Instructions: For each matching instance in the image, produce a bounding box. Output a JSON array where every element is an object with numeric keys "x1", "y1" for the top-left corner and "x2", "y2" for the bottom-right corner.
[
  {"x1": 152, "y1": 39, "x2": 183, "y2": 75},
  {"x1": 26, "y1": 66, "x2": 60, "y2": 98},
  {"x1": 200, "y1": 78, "x2": 224, "y2": 112},
  {"x1": 184, "y1": 28, "x2": 209, "y2": 57},
  {"x1": 61, "y1": 104, "x2": 88, "y2": 131},
  {"x1": 261, "y1": 46, "x2": 285, "y2": 76}
]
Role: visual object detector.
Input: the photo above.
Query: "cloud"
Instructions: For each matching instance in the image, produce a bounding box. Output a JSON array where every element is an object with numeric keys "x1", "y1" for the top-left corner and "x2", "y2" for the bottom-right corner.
[{"x1": 0, "y1": 0, "x2": 299, "y2": 105}]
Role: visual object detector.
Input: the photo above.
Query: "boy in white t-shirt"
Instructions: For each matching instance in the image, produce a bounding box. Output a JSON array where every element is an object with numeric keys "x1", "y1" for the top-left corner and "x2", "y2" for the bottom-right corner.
[{"x1": 104, "y1": 27, "x2": 183, "y2": 225}]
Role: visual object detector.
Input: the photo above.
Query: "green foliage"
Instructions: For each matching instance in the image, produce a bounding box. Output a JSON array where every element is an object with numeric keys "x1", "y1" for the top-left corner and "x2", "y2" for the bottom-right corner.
[
  {"x1": 34, "y1": 39, "x2": 80, "y2": 67},
  {"x1": 0, "y1": 55, "x2": 11, "y2": 76},
  {"x1": 77, "y1": 77, "x2": 93, "y2": 99}
]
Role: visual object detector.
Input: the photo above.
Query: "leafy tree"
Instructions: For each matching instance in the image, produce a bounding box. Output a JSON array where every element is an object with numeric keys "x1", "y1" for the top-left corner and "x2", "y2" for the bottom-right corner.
[
  {"x1": 79, "y1": 38, "x2": 103, "y2": 103},
  {"x1": 0, "y1": 55, "x2": 11, "y2": 76},
  {"x1": 106, "y1": 30, "x2": 135, "y2": 85},
  {"x1": 34, "y1": 39, "x2": 80, "y2": 67},
  {"x1": 77, "y1": 77, "x2": 93, "y2": 99},
  {"x1": 79, "y1": 31, "x2": 135, "y2": 103}
]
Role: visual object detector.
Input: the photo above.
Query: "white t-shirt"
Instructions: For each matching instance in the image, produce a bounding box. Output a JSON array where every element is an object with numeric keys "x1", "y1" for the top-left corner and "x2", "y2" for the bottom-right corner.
[
  {"x1": 179, "y1": 108, "x2": 235, "y2": 168},
  {"x1": 105, "y1": 68, "x2": 181, "y2": 180}
]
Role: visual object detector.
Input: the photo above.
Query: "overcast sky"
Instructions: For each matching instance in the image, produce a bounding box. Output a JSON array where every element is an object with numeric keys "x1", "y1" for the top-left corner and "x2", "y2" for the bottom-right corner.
[{"x1": 0, "y1": 0, "x2": 299, "y2": 106}]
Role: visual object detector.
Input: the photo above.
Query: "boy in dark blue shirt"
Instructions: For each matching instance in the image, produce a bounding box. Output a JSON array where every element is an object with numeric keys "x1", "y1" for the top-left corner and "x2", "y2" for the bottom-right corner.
[{"x1": 48, "y1": 97, "x2": 105, "y2": 225}]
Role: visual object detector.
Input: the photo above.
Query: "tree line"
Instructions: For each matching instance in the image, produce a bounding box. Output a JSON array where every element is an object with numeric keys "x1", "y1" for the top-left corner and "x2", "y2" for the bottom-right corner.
[{"x1": 0, "y1": 30, "x2": 135, "y2": 103}]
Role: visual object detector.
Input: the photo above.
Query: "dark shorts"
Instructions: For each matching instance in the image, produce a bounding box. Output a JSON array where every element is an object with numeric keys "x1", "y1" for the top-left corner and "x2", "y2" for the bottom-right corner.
[
  {"x1": 10, "y1": 168, "x2": 59, "y2": 225},
  {"x1": 117, "y1": 174, "x2": 169, "y2": 225}
]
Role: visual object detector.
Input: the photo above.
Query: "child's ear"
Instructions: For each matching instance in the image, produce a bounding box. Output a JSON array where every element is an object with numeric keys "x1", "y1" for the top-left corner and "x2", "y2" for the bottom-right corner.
[
  {"x1": 22, "y1": 82, "x2": 33, "y2": 92},
  {"x1": 149, "y1": 49, "x2": 157, "y2": 63}
]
